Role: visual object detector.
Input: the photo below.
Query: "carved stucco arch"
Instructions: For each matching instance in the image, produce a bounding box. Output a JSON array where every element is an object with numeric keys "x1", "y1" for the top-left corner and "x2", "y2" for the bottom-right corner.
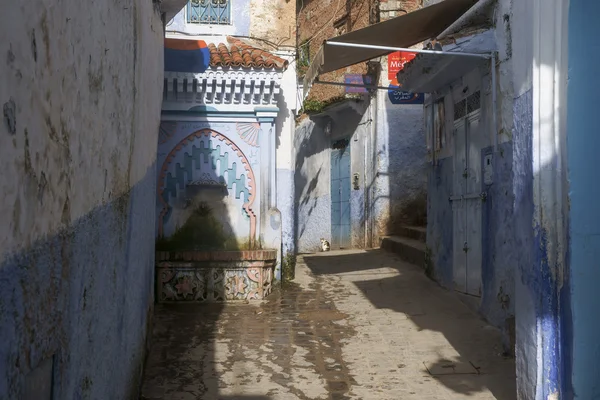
[{"x1": 157, "y1": 129, "x2": 257, "y2": 246}]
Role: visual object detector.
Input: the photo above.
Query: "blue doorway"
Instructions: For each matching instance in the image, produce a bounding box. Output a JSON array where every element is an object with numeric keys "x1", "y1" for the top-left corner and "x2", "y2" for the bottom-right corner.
[
  {"x1": 330, "y1": 138, "x2": 351, "y2": 249},
  {"x1": 565, "y1": 0, "x2": 600, "y2": 397}
]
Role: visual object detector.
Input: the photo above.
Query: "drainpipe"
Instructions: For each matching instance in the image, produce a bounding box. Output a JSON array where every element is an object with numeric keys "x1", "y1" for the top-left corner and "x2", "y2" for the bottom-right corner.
[
  {"x1": 366, "y1": 90, "x2": 378, "y2": 248},
  {"x1": 491, "y1": 52, "x2": 498, "y2": 152},
  {"x1": 431, "y1": 97, "x2": 436, "y2": 166},
  {"x1": 364, "y1": 102, "x2": 371, "y2": 248}
]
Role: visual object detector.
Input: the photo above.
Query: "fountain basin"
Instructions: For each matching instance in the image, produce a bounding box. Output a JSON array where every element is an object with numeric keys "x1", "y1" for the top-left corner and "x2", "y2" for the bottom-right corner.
[{"x1": 155, "y1": 250, "x2": 277, "y2": 303}]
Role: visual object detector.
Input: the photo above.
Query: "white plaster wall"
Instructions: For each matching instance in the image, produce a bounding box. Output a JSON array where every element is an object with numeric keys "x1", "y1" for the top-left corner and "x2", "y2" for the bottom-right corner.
[
  {"x1": 0, "y1": 0, "x2": 163, "y2": 258},
  {"x1": 294, "y1": 100, "x2": 372, "y2": 252},
  {"x1": 510, "y1": 0, "x2": 533, "y2": 96},
  {"x1": 0, "y1": 1, "x2": 165, "y2": 397},
  {"x1": 249, "y1": 0, "x2": 296, "y2": 47},
  {"x1": 276, "y1": 50, "x2": 298, "y2": 171},
  {"x1": 510, "y1": 2, "x2": 535, "y2": 396},
  {"x1": 276, "y1": 50, "x2": 298, "y2": 262},
  {"x1": 493, "y1": 0, "x2": 516, "y2": 144},
  {"x1": 374, "y1": 91, "x2": 427, "y2": 238},
  {"x1": 294, "y1": 118, "x2": 333, "y2": 252}
]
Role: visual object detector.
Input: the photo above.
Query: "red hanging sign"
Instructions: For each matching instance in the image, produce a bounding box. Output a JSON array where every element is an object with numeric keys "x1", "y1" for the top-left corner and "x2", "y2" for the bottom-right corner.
[{"x1": 388, "y1": 51, "x2": 417, "y2": 84}]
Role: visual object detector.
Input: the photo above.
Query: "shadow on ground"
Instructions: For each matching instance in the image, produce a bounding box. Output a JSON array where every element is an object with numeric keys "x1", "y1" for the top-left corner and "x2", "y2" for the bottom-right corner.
[
  {"x1": 302, "y1": 249, "x2": 517, "y2": 400},
  {"x1": 140, "y1": 279, "x2": 357, "y2": 399}
]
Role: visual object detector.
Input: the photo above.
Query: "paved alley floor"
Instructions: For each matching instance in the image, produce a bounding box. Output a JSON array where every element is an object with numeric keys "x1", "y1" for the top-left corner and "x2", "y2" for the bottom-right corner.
[{"x1": 141, "y1": 249, "x2": 516, "y2": 400}]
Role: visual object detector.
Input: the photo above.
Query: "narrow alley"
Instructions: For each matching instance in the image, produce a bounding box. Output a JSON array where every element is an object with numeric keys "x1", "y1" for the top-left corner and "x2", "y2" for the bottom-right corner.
[
  {"x1": 5, "y1": 0, "x2": 600, "y2": 398},
  {"x1": 141, "y1": 249, "x2": 515, "y2": 400}
]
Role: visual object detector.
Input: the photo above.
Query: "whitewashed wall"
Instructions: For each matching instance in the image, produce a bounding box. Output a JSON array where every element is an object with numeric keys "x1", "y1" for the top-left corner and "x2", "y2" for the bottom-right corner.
[{"x1": 0, "y1": 0, "x2": 165, "y2": 398}]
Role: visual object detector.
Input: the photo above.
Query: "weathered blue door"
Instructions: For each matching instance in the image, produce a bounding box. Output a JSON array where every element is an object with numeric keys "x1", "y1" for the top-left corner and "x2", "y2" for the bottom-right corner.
[{"x1": 331, "y1": 139, "x2": 351, "y2": 249}]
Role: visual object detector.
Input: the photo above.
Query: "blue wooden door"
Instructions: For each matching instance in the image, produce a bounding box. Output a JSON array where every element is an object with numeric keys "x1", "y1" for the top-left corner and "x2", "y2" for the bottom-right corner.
[{"x1": 331, "y1": 140, "x2": 351, "y2": 249}]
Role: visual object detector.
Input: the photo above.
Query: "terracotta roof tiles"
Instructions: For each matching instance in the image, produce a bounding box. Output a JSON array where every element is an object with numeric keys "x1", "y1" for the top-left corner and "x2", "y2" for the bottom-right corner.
[{"x1": 206, "y1": 37, "x2": 288, "y2": 70}]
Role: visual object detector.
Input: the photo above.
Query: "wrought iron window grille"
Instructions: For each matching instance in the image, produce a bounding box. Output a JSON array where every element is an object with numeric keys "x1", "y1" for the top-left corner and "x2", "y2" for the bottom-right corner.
[{"x1": 187, "y1": 0, "x2": 231, "y2": 25}]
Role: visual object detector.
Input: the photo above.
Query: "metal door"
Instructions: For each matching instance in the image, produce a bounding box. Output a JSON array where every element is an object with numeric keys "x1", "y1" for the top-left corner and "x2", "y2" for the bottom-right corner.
[
  {"x1": 452, "y1": 110, "x2": 483, "y2": 297},
  {"x1": 331, "y1": 140, "x2": 351, "y2": 249}
]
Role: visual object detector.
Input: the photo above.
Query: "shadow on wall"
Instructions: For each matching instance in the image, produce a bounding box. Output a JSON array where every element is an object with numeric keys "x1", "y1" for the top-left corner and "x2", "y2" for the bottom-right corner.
[
  {"x1": 382, "y1": 101, "x2": 428, "y2": 235},
  {"x1": 156, "y1": 125, "x2": 258, "y2": 251},
  {"x1": 293, "y1": 101, "x2": 368, "y2": 252},
  {"x1": 293, "y1": 118, "x2": 330, "y2": 253},
  {"x1": 374, "y1": 172, "x2": 427, "y2": 230},
  {"x1": 0, "y1": 162, "x2": 158, "y2": 399},
  {"x1": 156, "y1": 183, "x2": 240, "y2": 252},
  {"x1": 301, "y1": 249, "x2": 517, "y2": 400},
  {"x1": 275, "y1": 81, "x2": 289, "y2": 151}
]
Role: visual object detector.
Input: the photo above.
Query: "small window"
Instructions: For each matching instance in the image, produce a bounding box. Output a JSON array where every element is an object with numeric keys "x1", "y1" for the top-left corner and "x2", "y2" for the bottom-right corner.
[
  {"x1": 187, "y1": 0, "x2": 231, "y2": 25},
  {"x1": 466, "y1": 91, "x2": 481, "y2": 114},
  {"x1": 454, "y1": 90, "x2": 481, "y2": 121},
  {"x1": 454, "y1": 99, "x2": 467, "y2": 120}
]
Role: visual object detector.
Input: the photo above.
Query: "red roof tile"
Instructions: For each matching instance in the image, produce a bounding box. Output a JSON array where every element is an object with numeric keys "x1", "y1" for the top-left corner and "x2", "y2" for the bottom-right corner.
[{"x1": 206, "y1": 37, "x2": 288, "y2": 70}]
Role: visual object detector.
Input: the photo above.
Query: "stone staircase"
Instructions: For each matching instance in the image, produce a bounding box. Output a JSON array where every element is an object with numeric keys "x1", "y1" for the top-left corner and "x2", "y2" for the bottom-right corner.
[{"x1": 380, "y1": 226, "x2": 426, "y2": 267}]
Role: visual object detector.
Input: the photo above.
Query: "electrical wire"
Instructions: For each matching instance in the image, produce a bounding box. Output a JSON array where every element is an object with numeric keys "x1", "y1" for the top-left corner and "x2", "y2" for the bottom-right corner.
[
  {"x1": 165, "y1": 30, "x2": 296, "y2": 49},
  {"x1": 300, "y1": 0, "x2": 345, "y2": 46}
]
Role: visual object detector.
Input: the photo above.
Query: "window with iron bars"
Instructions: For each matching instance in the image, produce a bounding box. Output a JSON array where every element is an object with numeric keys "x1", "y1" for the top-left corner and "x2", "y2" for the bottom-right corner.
[
  {"x1": 453, "y1": 90, "x2": 481, "y2": 121},
  {"x1": 187, "y1": 0, "x2": 231, "y2": 25}
]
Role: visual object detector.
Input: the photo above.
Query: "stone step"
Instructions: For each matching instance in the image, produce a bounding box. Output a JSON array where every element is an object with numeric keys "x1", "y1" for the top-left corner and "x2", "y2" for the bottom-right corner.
[
  {"x1": 380, "y1": 236, "x2": 426, "y2": 267},
  {"x1": 395, "y1": 226, "x2": 426, "y2": 243}
]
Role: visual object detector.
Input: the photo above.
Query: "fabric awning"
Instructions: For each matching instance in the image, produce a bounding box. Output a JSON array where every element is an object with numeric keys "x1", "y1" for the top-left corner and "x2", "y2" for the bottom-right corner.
[
  {"x1": 396, "y1": 53, "x2": 489, "y2": 93},
  {"x1": 303, "y1": 0, "x2": 480, "y2": 98},
  {"x1": 396, "y1": 30, "x2": 495, "y2": 92}
]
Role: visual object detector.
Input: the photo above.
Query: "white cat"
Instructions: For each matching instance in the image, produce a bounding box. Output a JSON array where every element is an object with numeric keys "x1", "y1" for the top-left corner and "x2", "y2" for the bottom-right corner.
[{"x1": 320, "y1": 238, "x2": 331, "y2": 252}]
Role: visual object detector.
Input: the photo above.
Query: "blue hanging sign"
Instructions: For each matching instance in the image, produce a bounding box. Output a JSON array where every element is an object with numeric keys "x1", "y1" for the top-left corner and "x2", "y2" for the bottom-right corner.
[{"x1": 388, "y1": 85, "x2": 424, "y2": 105}]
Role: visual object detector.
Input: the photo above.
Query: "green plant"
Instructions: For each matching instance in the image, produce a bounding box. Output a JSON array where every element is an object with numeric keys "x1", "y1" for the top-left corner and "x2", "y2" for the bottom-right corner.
[
  {"x1": 281, "y1": 253, "x2": 297, "y2": 283},
  {"x1": 301, "y1": 98, "x2": 325, "y2": 114},
  {"x1": 301, "y1": 94, "x2": 352, "y2": 115},
  {"x1": 296, "y1": 40, "x2": 311, "y2": 77}
]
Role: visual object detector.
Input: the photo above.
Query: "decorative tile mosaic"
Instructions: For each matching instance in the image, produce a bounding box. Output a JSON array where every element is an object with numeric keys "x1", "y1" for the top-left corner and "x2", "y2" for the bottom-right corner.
[{"x1": 156, "y1": 251, "x2": 276, "y2": 303}]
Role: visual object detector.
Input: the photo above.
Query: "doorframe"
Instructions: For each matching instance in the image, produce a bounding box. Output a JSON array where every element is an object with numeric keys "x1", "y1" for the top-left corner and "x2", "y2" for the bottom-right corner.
[
  {"x1": 451, "y1": 108, "x2": 483, "y2": 297},
  {"x1": 330, "y1": 137, "x2": 352, "y2": 249}
]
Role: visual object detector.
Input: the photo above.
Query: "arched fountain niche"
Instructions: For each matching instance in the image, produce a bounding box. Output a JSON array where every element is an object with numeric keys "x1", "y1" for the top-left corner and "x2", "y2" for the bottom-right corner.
[{"x1": 155, "y1": 128, "x2": 275, "y2": 303}]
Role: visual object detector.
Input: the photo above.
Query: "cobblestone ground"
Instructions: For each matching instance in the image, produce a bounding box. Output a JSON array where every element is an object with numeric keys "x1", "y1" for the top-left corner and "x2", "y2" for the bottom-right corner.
[{"x1": 141, "y1": 249, "x2": 516, "y2": 400}]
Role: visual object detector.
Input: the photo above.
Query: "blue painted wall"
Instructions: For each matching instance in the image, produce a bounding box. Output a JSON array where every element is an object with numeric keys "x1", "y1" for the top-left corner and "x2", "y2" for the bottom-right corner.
[
  {"x1": 294, "y1": 101, "x2": 371, "y2": 252},
  {"x1": 277, "y1": 167, "x2": 295, "y2": 261},
  {"x1": 426, "y1": 156, "x2": 454, "y2": 286},
  {"x1": 294, "y1": 117, "x2": 333, "y2": 253},
  {"x1": 0, "y1": 164, "x2": 157, "y2": 399},
  {"x1": 567, "y1": 0, "x2": 600, "y2": 397},
  {"x1": 511, "y1": 90, "x2": 538, "y2": 399},
  {"x1": 480, "y1": 142, "x2": 516, "y2": 332},
  {"x1": 426, "y1": 142, "x2": 516, "y2": 341},
  {"x1": 375, "y1": 99, "x2": 427, "y2": 238},
  {"x1": 294, "y1": 96, "x2": 426, "y2": 252},
  {"x1": 0, "y1": 0, "x2": 166, "y2": 397}
]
